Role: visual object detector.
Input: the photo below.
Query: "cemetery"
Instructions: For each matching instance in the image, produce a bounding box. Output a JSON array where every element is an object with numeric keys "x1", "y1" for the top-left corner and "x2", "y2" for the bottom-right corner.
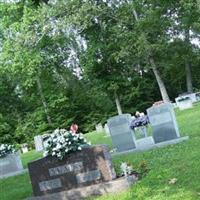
[
  {"x1": 0, "y1": 1, "x2": 200, "y2": 200},
  {"x1": 1, "y1": 103, "x2": 200, "y2": 200}
]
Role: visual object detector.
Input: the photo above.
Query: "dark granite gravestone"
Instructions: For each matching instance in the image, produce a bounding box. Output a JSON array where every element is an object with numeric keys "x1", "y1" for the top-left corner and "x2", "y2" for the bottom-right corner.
[
  {"x1": 0, "y1": 153, "x2": 24, "y2": 179},
  {"x1": 107, "y1": 114, "x2": 136, "y2": 152},
  {"x1": 147, "y1": 103, "x2": 180, "y2": 143},
  {"x1": 28, "y1": 145, "x2": 116, "y2": 197}
]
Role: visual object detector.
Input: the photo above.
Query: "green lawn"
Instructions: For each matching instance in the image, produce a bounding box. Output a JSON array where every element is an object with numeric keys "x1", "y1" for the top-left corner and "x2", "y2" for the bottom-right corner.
[
  {"x1": 21, "y1": 150, "x2": 43, "y2": 168},
  {"x1": 0, "y1": 103, "x2": 200, "y2": 200}
]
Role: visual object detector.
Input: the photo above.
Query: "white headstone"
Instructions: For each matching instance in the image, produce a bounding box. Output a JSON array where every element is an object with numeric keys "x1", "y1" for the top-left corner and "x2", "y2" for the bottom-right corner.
[
  {"x1": 147, "y1": 103, "x2": 180, "y2": 143},
  {"x1": 104, "y1": 123, "x2": 110, "y2": 136},
  {"x1": 34, "y1": 135, "x2": 44, "y2": 152},
  {"x1": 95, "y1": 123, "x2": 104, "y2": 133},
  {"x1": 21, "y1": 146, "x2": 28, "y2": 154},
  {"x1": 21, "y1": 143, "x2": 28, "y2": 154},
  {"x1": 175, "y1": 96, "x2": 193, "y2": 110}
]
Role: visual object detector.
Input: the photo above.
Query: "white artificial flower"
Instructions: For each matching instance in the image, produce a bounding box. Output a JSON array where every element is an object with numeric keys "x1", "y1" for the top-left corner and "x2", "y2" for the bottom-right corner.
[
  {"x1": 56, "y1": 143, "x2": 62, "y2": 149},
  {"x1": 65, "y1": 148, "x2": 68, "y2": 152},
  {"x1": 43, "y1": 151, "x2": 48, "y2": 157},
  {"x1": 53, "y1": 138, "x2": 57, "y2": 143},
  {"x1": 78, "y1": 146, "x2": 82, "y2": 150},
  {"x1": 127, "y1": 166, "x2": 133, "y2": 175},
  {"x1": 73, "y1": 136, "x2": 78, "y2": 141},
  {"x1": 54, "y1": 128, "x2": 60, "y2": 135}
]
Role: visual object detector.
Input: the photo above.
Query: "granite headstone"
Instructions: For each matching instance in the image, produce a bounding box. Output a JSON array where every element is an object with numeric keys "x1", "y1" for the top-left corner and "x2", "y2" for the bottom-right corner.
[
  {"x1": 147, "y1": 103, "x2": 180, "y2": 143},
  {"x1": 0, "y1": 153, "x2": 24, "y2": 178},
  {"x1": 107, "y1": 114, "x2": 136, "y2": 152},
  {"x1": 34, "y1": 135, "x2": 44, "y2": 152},
  {"x1": 28, "y1": 145, "x2": 116, "y2": 197}
]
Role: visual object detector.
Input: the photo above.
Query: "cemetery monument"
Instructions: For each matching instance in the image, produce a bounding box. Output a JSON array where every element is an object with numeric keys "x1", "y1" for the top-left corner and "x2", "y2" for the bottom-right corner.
[
  {"x1": 107, "y1": 114, "x2": 136, "y2": 152},
  {"x1": 147, "y1": 102, "x2": 188, "y2": 143},
  {"x1": 0, "y1": 144, "x2": 25, "y2": 179},
  {"x1": 27, "y1": 129, "x2": 137, "y2": 200}
]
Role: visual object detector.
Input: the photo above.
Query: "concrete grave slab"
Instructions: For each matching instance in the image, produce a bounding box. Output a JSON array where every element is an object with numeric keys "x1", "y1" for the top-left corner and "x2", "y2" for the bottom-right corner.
[{"x1": 26, "y1": 174, "x2": 137, "y2": 200}]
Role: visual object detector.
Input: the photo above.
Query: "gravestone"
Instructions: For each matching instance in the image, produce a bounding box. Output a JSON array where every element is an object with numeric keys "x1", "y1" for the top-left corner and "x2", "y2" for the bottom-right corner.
[
  {"x1": 95, "y1": 123, "x2": 104, "y2": 133},
  {"x1": 0, "y1": 153, "x2": 24, "y2": 178},
  {"x1": 104, "y1": 123, "x2": 110, "y2": 136},
  {"x1": 34, "y1": 135, "x2": 44, "y2": 152},
  {"x1": 21, "y1": 143, "x2": 29, "y2": 154},
  {"x1": 196, "y1": 92, "x2": 200, "y2": 101},
  {"x1": 28, "y1": 145, "x2": 116, "y2": 197},
  {"x1": 42, "y1": 134, "x2": 51, "y2": 149},
  {"x1": 107, "y1": 114, "x2": 136, "y2": 152},
  {"x1": 147, "y1": 103, "x2": 180, "y2": 143},
  {"x1": 175, "y1": 96, "x2": 193, "y2": 110}
]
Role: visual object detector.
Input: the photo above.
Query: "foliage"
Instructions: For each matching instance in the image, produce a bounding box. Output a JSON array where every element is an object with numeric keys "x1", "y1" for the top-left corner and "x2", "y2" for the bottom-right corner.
[
  {"x1": 0, "y1": 0, "x2": 199, "y2": 145},
  {"x1": 120, "y1": 162, "x2": 133, "y2": 177}
]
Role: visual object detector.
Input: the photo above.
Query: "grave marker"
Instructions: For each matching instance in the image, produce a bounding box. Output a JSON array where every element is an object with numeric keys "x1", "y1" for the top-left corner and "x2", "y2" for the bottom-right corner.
[
  {"x1": 107, "y1": 114, "x2": 136, "y2": 152},
  {"x1": 147, "y1": 103, "x2": 180, "y2": 143},
  {"x1": 95, "y1": 123, "x2": 104, "y2": 133},
  {"x1": 28, "y1": 145, "x2": 116, "y2": 196},
  {"x1": 0, "y1": 153, "x2": 24, "y2": 179},
  {"x1": 34, "y1": 135, "x2": 44, "y2": 152}
]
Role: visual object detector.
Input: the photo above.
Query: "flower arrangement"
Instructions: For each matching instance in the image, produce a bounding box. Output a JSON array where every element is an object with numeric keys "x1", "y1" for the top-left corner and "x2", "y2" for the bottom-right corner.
[
  {"x1": 44, "y1": 128, "x2": 90, "y2": 159},
  {"x1": 120, "y1": 162, "x2": 133, "y2": 177},
  {"x1": 177, "y1": 96, "x2": 191, "y2": 102},
  {"x1": 130, "y1": 115, "x2": 149, "y2": 129},
  {"x1": 0, "y1": 144, "x2": 16, "y2": 158}
]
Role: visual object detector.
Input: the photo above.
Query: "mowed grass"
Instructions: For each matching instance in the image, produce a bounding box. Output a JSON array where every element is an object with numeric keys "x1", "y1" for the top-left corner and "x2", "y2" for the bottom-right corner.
[
  {"x1": 0, "y1": 103, "x2": 200, "y2": 200},
  {"x1": 21, "y1": 150, "x2": 43, "y2": 168}
]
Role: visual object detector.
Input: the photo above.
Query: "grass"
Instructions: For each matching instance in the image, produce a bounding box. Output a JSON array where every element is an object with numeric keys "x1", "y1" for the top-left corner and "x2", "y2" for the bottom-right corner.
[
  {"x1": 21, "y1": 150, "x2": 43, "y2": 168},
  {"x1": 0, "y1": 103, "x2": 200, "y2": 200}
]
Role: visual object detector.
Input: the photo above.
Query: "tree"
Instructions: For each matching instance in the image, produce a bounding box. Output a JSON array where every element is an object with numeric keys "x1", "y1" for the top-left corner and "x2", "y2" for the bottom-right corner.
[{"x1": 170, "y1": 0, "x2": 199, "y2": 93}]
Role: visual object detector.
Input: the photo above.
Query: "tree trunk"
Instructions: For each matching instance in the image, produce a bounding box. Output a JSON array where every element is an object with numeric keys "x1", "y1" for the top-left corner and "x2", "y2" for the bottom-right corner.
[
  {"x1": 185, "y1": 61, "x2": 193, "y2": 93},
  {"x1": 36, "y1": 76, "x2": 52, "y2": 124},
  {"x1": 185, "y1": 29, "x2": 193, "y2": 93},
  {"x1": 150, "y1": 58, "x2": 170, "y2": 103},
  {"x1": 114, "y1": 92, "x2": 122, "y2": 115},
  {"x1": 133, "y1": 8, "x2": 170, "y2": 103}
]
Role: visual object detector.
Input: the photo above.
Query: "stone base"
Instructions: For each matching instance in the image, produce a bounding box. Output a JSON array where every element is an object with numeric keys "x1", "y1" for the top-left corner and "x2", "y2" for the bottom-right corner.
[
  {"x1": 179, "y1": 104, "x2": 193, "y2": 110},
  {"x1": 26, "y1": 175, "x2": 137, "y2": 200},
  {"x1": 111, "y1": 136, "x2": 189, "y2": 156},
  {"x1": 0, "y1": 169, "x2": 28, "y2": 179},
  {"x1": 136, "y1": 136, "x2": 155, "y2": 150}
]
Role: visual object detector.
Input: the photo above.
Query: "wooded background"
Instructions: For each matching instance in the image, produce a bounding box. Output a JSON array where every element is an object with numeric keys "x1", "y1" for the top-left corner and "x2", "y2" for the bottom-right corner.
[{"x1": 0, "y1": 0, "x2": 199, "y2": 145}]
